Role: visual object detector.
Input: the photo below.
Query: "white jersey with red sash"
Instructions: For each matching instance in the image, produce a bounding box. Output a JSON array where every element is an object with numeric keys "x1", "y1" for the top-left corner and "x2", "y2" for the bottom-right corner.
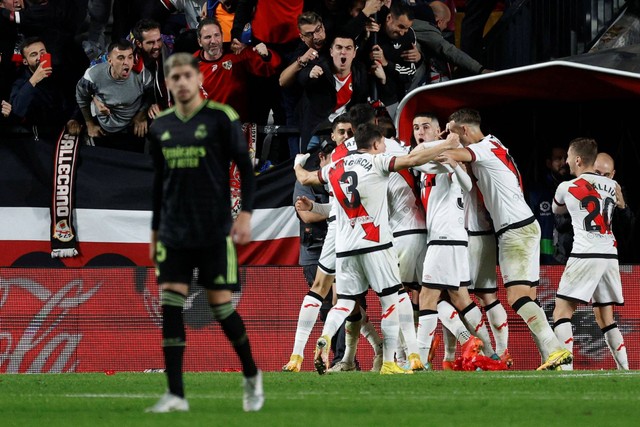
[
  {"x1": 465, "y1": 135, "x2": 534, "y2": 235},
  {"x1": 324, "y1": 137, "x2": 358, "y2": 218},
  {"x1": 319, "y1": 151, "x2": 395, "y2": 256},
  {"x1": 385, "y1": 138, "x2": 426, "y2": 234},
  {"x1": 554, "y1": 172, "x2": 617, "y2": 256}
]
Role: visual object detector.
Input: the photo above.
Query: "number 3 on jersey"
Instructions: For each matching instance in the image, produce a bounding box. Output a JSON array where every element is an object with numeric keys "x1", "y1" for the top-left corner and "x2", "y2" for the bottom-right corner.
[
  {"x1": 339, "y1": 170, "x2": 361, "y2": 208},
  {"x1": 329, "y1": 160, "x2": 380, "y2": 242}
]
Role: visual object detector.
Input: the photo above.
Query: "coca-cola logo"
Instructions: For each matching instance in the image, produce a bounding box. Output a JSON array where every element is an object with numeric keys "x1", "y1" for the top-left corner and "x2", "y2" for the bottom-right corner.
[{"x1": 0, "y1": 277, "x2": 101, "y2": 373}]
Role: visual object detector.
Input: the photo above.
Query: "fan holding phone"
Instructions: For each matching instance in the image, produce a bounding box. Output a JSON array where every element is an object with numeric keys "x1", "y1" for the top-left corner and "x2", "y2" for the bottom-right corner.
[
  {"x1": 24, "y1": 43, "x2": 53, "y2": 86},
  {"x1": 10, "y1": 37, "x2": 83, "y2": 140}
]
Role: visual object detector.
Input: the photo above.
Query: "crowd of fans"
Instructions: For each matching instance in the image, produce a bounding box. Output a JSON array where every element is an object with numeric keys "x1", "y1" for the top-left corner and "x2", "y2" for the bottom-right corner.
[{"x1": 0, "y1": 0, "x2": 493, "y2": 160}]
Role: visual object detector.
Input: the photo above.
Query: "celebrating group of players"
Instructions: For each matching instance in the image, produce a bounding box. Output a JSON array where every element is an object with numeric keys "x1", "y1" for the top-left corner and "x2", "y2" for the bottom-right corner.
[{"x1": 285, "y1": 103, "x2": 628, "y2": 374}]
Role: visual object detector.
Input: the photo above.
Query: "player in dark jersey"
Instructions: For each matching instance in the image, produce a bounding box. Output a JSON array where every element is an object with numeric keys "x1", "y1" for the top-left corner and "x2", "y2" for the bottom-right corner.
[{"x1": 145, "y1": 52, "x2": 263, "y2": 413}]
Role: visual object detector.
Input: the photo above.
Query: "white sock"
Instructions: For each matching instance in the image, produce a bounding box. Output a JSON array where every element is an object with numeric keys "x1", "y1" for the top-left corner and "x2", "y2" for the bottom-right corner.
[
  {"x1": 437, "y1": 300, "x2": 471, "y2": 344},
  {"x1": 603, "y1": 324, "x2": 629, "y2": 370},
  {"x1": 398, "y1": 290, "x2": 419, "y2": 355},
  {"x1": 360, "y1": 306, "x2": 383, "y2": 355},
  {"x1": 292, "y1": 293, "x2": 323, "y2": 356},
  {"x1": 379, "y1": 293, "x2": 400, "y2": 363},
  {"x1": 515, "y1": 298, "x2": 560, "y2": 360},
  {"x1": 416, "y1": 310, "x2": 438, "y2": 363},
  {"x1": 553, "y1": 318, "x2": 574, "y2": 370},
  {"x1": 461, "y1": 303, "x2": 495, "y2": 355},
  {"x1": 342, "y1": 315, "x2": 362, "y2": 364},
  {"x1": 485, "y1": 300, "x2": 509, "y2": 354},
  {"x1": 320, "y1": 299, "x2": 356, "y2": 341},
  {"x1": 442, "y1": 326, "x2": 457, "y2": 361}
]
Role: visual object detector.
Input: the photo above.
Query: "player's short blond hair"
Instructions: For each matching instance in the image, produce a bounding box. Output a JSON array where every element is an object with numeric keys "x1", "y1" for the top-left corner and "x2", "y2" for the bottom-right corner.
[{"x1": 163, "y1": 52, "x2": 199, "y2": 76}]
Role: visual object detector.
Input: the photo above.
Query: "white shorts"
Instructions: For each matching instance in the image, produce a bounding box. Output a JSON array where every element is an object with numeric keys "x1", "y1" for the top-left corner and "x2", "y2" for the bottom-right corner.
[
  {"x1": 557, "y1": 256, "x2": 624, "y2": 305},
  {"x1": 421, "y1": 244, "x2": 470, "y2": 289},
  {"x1": 468, "y1": 233, "x2": 497, "y2": 292},
  {"x1": 317, "y1": 219, "x2": 336, "y2": 275},
  {"x1": 394, "y1": 232, "x2": 427, "y2": 287},
  {"x1": 335, "y1": 247, "x2": 402, "y2": 296},
  {"x1": 498, "y1": 221, "x2": 540, "y2": 286}
]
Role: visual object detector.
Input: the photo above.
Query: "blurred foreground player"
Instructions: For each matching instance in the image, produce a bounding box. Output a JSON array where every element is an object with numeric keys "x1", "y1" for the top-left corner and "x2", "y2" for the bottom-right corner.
[{"x1": 146, "y1": 52, "x2": 263, "y2": 413}]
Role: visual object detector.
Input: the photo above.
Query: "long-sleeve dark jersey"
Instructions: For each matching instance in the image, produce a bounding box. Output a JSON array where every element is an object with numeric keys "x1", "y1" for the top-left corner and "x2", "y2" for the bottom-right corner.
[{"x1": 148, "y1": 100, "x2": 255, "y2": 248}]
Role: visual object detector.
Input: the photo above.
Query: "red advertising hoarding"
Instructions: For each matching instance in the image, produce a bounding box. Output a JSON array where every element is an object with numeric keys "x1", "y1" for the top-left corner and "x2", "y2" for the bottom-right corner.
[{"x1": 1, "y1": 266, "x2": 637, "y2": 372}]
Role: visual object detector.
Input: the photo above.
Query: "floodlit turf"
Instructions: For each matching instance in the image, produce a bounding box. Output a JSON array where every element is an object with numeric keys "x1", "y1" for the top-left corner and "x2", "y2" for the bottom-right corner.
[{"x1": 2, "y1": 370, "x2": 640, "y2": 427}]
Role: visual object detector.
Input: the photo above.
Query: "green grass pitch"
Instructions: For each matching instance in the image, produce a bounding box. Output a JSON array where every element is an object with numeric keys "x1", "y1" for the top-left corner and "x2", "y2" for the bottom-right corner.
[{"x1": 2, "y1": 370, "x2": 640, "y2": 427}]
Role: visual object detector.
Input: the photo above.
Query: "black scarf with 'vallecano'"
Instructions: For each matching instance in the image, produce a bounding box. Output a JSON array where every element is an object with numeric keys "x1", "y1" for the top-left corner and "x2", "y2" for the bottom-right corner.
[{"x1": 51, "y1": 131, "x2": 80, "y2": 258}]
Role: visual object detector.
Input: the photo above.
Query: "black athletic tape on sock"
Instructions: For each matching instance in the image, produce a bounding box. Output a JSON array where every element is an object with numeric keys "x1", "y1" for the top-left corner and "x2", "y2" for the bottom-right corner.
[
  {"x1": 552, "y1": 318, "x2": 572, "y2": 330},
  {"x1": 460, "y1": 302, "x2": 476, "y2": 317},
  {"x1": 601, "y1": 323, "x2": 618, "y2": 334},
  {"x1": 377, "y1": 284, "x2": 402, "y2": 297},
  {"x1": 418, "y1": 309, "x2": 438, "y2": 316},
  {"x1": 484, "y1": 299, "x2": 500, "y2": 311},
  {"x1": 307, "y1": 290, "x2": 325, "y2": 302},
  {"x1": 511, "y1": 296, "x2": 534, "y2": 312}
]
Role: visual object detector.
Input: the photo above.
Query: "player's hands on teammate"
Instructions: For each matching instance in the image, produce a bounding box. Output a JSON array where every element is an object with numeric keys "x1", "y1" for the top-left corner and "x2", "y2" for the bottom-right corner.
[
  {"x1": 295, "y1": 196, "x2": 314, "y2": 212},
  {"x1": 294, "y1": 153, "x2": 310, "y2": 168}
]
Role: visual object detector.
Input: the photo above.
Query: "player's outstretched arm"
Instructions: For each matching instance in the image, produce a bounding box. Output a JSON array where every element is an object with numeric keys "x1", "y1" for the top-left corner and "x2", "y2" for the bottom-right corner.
[
  {"x1": 393, "y1": 133, "x2": 459, "y2": 171},
  {"x1": 441, "y1": 146, "x2": 473, "y2": 163}
]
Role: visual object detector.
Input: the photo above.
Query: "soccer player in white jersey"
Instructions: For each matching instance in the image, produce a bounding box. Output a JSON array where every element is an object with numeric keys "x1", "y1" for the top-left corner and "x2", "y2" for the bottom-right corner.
[
  {"x1": 464, "y1": 176, "x2": 512, "y2": 368},
  {"x1": 287, "y1": 110, "x2": 386, "y2": 373},
  {"x1": 324, "y1": 106, "x2": 427, "y2": 373},
  {"x1": 411, "y1": 113, "x2": 493, "y2": 366},
  {"x1": 380, "y1": 119, "x2": 427, "y2": 372},
  {"x1": 551, "y1": 138, "x2": 628, "y2": 370},
  {"x1": 283, "y1": 116, "x2": 362, "y2": 373},
  {"x1": 442, "y1": 108, "x2": 572, "y2": 371},
  {"x1": 297, "y1": 104, "x2": 424, "y2": 373},
  {"x1": 298, "y1": 123, "x2": 459, "y2": 375}
]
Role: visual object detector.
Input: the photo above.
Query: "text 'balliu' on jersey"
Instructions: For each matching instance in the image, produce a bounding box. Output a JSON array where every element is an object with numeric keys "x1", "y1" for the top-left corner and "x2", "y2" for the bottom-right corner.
[
  {"x1": 319, "y1": 151, "x2": 396, "y2": 256},
  {"x1": 554, "y1": 172, "x2": 618, "y2": 256},
  {"x1": 466, "y1": 135, "x2": 534, "y2": 234}
]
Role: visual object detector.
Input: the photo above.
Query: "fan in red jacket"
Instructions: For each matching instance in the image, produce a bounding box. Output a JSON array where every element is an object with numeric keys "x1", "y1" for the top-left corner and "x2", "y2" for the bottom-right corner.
[{"x1": 194, "y1": 18, "x2": 281, "y2": 122}]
